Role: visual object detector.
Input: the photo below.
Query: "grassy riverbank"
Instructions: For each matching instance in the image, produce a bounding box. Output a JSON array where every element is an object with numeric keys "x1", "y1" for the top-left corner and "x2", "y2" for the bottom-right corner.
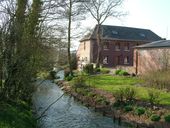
[
  {"x1": 61, "y1": 72, "x2": 170, "y2": 127},
  {"x1": 0, "y1": 101, "x2": 36, "y2": 128},
  {"x1": 87, "y1": 74, "x2": 170, "y2": 105}
]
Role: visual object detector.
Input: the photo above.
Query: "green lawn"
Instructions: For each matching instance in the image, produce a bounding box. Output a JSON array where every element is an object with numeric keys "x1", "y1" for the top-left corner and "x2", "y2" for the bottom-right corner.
[{"x1": 86, "y1": 74, "x2": 170, "y2": 105}]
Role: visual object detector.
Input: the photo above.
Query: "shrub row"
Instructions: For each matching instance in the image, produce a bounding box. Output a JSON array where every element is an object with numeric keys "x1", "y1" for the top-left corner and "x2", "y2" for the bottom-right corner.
[
  {"x1": 150, "y1": 114, "x2": 170, "y2": 122},
  {"x1": 123, "y1": 105, "x2": 170, "y2": 122},
  {"x1": 83, "y1": 64, "x2": 110, "y2": 75},
  {"x1": 123, "y1": 105, "x2": 146, "y2": 117},
  {"x1": 115, "y1": 69, "x2": 129, "y2": 76}
]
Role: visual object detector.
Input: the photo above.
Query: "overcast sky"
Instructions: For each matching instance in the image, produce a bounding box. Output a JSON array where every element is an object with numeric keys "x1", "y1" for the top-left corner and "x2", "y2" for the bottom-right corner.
[{"x1": 81, "y1": 0, "x2": 170, "y2": 40}]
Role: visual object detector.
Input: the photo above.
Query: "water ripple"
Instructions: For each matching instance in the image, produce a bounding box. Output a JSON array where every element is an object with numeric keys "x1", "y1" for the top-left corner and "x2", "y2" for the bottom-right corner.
[{"x1": 33, "y1": 71, "x2": 129, "y2": 128}]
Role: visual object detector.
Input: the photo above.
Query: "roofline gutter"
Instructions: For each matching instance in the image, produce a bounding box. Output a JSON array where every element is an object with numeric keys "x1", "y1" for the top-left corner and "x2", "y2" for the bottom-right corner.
[{"x1": 134, "y1": 46, "x2": 170, "y2": 49}]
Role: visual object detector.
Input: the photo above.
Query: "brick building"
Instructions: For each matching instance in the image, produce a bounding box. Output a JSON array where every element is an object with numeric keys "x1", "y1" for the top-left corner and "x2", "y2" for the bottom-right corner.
[
  {"x1": 134, "y1": 40, "x2": 170, "y2": 74},
  {"x1": 77, "y1": 25, "x2": 162, "y2": 69}
]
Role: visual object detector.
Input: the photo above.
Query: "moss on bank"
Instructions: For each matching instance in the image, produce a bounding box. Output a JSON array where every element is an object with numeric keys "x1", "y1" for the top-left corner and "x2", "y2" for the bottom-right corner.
[{"x1": 0, "y1": 101, "x2": 36, "y2": 128}]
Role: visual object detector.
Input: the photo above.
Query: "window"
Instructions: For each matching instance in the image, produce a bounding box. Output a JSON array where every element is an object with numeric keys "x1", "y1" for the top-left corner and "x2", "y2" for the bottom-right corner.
[
  {"x1": 139, "y1": 33, "x2": 146, "y2": 37},
  {"x1": 116, "y1": 56, "x2": 121, "y2": 65},
  {"x1": 115, "y1": 43, "x2": 120, "y2": 51},
  {"x1": 112, "y1": 30, "x2": 118, "y2": 35},
  {"x1": 103, "y1": 56, "x2": 108, "y2": 64},
  {"x1": 124, "y1": 43, "x2": 130, "y2": 51},
  {"x1": 124, "y1": 56, "x2": 129, "y2": 64},
  {"x1": 85, "y1": 57, "x2": 87, "y2": 61},
  {"x1": 103, "y1": 42, "x2": 109, "y2": 50}
]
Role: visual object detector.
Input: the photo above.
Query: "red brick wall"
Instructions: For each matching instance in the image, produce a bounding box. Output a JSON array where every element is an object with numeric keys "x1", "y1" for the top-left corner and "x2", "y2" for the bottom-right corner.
[
  {"x1": 134, "y1": 48, "x2": 170, "y2": 74},
  {"x1": 92, "y1": 39, "x2": 146, "y2": 67}
]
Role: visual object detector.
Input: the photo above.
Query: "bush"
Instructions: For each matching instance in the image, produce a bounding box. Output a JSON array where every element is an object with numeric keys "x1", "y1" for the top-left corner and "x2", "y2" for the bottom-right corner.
[
  {"x1": 113, "y1": 87, "x2": 136, "y2": 104},
  {"x1": 76, "y1": 88, "x2": 88, "y2": 96},
  {"x1": 65, "y1": 75, "x2": 73, "y2": 81},
  {"x1": 113, "y1": 88, "x2": 125, "y2": 103},
  {"x1": 73, "y1": 75, "x2": 86, "y2": 89},
  {"x1": 83, "y1": 64, "x2": 94, "y2": 75},
  {"x1": 148, "y1": 89, "x2": 160, "y2": 106},
  {"x1": 164, "y1": 114, "x2": 170, "y2": 122},
  {"x1": 150, "y1": 114, "x2": 161, "y2": 121},
  {"x1": 37, "y1": 71, "x2": 49, "y2": 79},
  {"x1": 95, "y1": 95, "x2": 109, "y2": 105},
  {"x1": 135, "y1": 107, "x2": 145, "y2": 116},
  {"x1": 87, "y1": 92, "x2": 96, "y2": 98},
  {"x1": 119, "y1": 70, "x2": 129, "y2": 76},
  {"x1": 124, "y1": 87, "x2": 136, "y2": 102},
  {"x1": 49, "y1": 70, "x2": 56, "y2": 79},
  {"x1": 145, "y1": 109, "x2": 153, "y2": 117},
  {"x1": 94, "y1": 68, "x2": 100, "y2": 73},
  {"x1": 64, "y1": 68, "x2": 70, "y2": 77},
  {"x1": 115, "y1": 69, "x2": 122, "y2": 75},
  {"x1": 100, "y1": 68, "x2": 110, "y2": 74},
  {"x1": 71, "y1": 53, "x2": 77, "y2": 70},
  {"x1": 124, "y1": 105, "x2": 133, "y2": 112}
]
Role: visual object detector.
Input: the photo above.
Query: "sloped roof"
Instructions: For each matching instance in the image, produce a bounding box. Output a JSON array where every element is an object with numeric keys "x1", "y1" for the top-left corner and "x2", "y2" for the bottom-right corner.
[
  {"x1": 135, "y1": 40, "x2": 170, "y2": 49},
  {"x1": 80, "y1": 25, "x2": 162, "y2": 42}
]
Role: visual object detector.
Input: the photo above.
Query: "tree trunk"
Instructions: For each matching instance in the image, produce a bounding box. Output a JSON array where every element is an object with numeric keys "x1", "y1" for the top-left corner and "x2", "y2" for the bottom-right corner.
[
  {"x1": 96, "y1": 24, "x2": 102, "y2": 68},
  {"x1": 68, "y1": 0, "x2": 73, "y2": 76}
]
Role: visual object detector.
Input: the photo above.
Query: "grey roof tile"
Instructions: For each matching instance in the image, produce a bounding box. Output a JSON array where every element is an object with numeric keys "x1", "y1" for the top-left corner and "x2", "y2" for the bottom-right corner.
[
  {"x1": 81, "y1": 25, "x2": 162, "y2": 42},
  {"x1": 135, "y1": 40, "x2": 170, "y2": 48}
]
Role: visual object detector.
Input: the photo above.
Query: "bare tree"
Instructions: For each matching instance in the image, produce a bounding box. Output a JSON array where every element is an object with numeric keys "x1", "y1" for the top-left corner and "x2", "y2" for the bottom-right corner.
[
  {"x1": 52, "y1": 0, "x2": 87, "y2": 75},
  {"x1": 83, "y1": 0, "x2": 125, "y2": 68}
]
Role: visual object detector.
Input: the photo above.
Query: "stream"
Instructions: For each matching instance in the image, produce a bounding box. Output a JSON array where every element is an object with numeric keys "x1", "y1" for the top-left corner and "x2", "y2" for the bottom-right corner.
[{"x1": 32, "y1": 70, "x2": 129, "y2": 128}]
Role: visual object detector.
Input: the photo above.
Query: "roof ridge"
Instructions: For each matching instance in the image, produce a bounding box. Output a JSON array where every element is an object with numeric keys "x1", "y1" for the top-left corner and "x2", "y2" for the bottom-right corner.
[{"x1": 98, "y1": 24, "x2": 151, "y2": 31}]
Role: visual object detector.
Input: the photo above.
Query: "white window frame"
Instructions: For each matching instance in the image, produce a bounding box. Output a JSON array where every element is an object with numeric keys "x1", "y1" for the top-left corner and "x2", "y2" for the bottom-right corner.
[
  {"x1": 103, "y1": 56, "x2": 108, "y2": 64},
  {"x1": 124, "y1": 56, "x2": 129, "y2": 64},
  {"x1": 124, "y1": 43, "x2": 130, "y2": 51}
]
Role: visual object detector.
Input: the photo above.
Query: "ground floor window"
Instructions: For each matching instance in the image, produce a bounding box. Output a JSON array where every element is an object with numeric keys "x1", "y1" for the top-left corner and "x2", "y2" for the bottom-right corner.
[
  {"x1": 115, "y1": 56, "x2": 121, "y2": 65},
  {"x1": 124, "y1": 56, "x2": 129, "y2": 64},
  {"x1": 103, "y1": 56, "x2": 108, "y2": 64}
]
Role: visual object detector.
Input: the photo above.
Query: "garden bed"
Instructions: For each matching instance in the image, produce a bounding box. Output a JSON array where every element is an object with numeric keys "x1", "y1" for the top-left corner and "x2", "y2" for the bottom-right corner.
[{"x1": 57, "y1": 74, "x2": 170, "y2": 128}]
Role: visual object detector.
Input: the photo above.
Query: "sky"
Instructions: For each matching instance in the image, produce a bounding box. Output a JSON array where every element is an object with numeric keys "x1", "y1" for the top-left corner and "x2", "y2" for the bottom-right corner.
[{"x1": 81, "y1": 0, "x2": 170, "y2": 40}]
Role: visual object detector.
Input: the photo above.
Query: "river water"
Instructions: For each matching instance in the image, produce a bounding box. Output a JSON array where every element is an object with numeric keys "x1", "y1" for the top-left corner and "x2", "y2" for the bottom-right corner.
[{"x1": 32, "y1": 70, "x2": 129, "y2": 128}]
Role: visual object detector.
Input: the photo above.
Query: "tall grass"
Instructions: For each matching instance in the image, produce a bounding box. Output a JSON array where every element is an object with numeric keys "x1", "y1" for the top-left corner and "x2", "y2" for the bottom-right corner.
[{"x1": 143, "y1": 70, "x2": 170, "y2": 91}]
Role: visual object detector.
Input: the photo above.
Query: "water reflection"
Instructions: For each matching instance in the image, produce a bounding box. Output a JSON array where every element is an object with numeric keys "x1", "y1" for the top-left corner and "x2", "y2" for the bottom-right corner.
[{"x1": 33, "y1": 71, "x2": 128, "y2": 128}]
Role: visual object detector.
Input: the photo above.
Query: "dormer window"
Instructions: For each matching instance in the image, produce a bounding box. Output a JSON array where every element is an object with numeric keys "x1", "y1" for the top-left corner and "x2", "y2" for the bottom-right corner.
[
  {"x1": 112, "y1": 30, "x2": 118, "y2": 35},
  {"x1": 139, "y1": 33, "x2": 145, "y2": 37}
]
